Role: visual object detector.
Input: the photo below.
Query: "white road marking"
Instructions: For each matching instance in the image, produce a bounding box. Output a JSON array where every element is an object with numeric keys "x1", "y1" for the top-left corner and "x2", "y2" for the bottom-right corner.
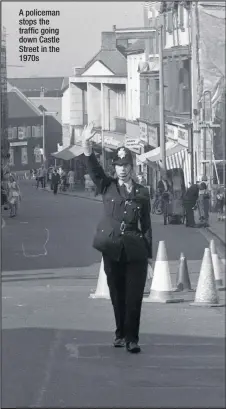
[{"x1": 22, "y1": 228, "x2": 50, "y2": 258}]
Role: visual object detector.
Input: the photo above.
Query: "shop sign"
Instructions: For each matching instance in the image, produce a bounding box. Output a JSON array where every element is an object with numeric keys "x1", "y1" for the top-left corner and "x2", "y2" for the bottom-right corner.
[
  {"x1": 165, "y1": 124, "x2": 178, "y2": 142},
  {"x1": 139, "y1": 122, "x2": 148, "y2": 143},
  {"x1": 178, "y1": 127, "x2": 188, "y2": 147},
  {"x1": 125, "y1": 136, "x2": 141, "y2": 154},
  {"x1": 104, "y1": 136, "x2": 121, "y2": 149},
  {"x1": 10, "y1": 141, "x2": 27, "y2": 147},
  {"x1": 147, "y1": 125, "x2": 158, "y2": 148}
]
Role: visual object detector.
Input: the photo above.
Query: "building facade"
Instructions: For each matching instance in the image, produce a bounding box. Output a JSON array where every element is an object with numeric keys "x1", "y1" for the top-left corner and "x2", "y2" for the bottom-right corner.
[
  {"x1": 8, "y1": 88, "x2": 61, "y2": 171},
  {"x1": 67, "y1": 31, "x2": 128, "y2": 171}
]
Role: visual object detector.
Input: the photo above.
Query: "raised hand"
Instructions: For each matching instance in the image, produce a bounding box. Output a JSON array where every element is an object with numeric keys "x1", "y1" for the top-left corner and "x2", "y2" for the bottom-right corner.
[{"x1": 82, "y1": 122, "x2": 97, "y2": 143}]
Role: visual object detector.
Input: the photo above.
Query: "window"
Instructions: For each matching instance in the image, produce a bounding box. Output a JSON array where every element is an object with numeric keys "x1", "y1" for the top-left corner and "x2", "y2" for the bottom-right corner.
[
  {"x1": 9, "y1": 148, "x2": 14, "y2": 166},
  {"x1": 32, "y1": 125, "x2": 43, "y2": 137},
  {"x1": 166, "y1": 10, "x2": 173, "y2": 34},
  {"x1": 18, "y1": 127, "x2": 27, "y2": 140},
  {"x1": 155, "y1": 79, "x2": 160, "y2": 106},
  {"x1": 178, "y1": 4, "x2": 185, "y2": 30},
  {"x1": 26, "y1": 126, "x2": 32, "y2": 138},
  {"x1": 21, "y1": 147, "x2": 28, "y2": 165},
  {"x1": 8, "y1": 127, "x2": 17, "y2": 140}
]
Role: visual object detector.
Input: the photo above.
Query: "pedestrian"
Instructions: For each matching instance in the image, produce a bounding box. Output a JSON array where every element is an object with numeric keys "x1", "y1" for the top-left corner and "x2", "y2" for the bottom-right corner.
[
  {"x1": 183, "y1": 182, "x2": 199, "y2": 227},
  {"x1": 157, "y1": 169, "x2": 171, "y2": 219},
  {"x1": 83, "y1": 123, "x2": 152, "y2": 354},
  {"x1": 215, "y1": 189, "x2": 224, "y2": 221},
  {"x1": 7, "y1": 174, "x2": 21, "y2": 217},
  {"x1": 68, "y1": 169, "x2": 75, "y2": 191},
  {"x1": 51, "y1": 169, "x2": 60, "y2": 194},
  {"x1": 197, "y1": 181, "x2": 210, "y2": 227}
]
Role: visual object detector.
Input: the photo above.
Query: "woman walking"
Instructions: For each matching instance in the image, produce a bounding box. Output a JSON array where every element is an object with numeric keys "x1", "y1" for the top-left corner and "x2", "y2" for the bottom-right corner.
[
  {"x1": 8, "y1": 174, "x2": 21, "y2": 217},
  {"x1": 83, "y1": 123, "x2": 152, "y2": 354}
]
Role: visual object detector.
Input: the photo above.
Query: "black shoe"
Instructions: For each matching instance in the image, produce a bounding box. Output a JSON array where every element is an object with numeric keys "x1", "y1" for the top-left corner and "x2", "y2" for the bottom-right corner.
[
  {"x1": 126, "y1": 342, "x2": 141, "y2": 354},
  {"x1": 113, "y1": 338, "x2": 125, "y2": 348}
]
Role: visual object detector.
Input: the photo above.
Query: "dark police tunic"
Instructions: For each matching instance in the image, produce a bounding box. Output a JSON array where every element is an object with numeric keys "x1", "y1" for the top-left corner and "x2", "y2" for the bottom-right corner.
[{"x1": 85, "y1": 152, "x2": 152, "y2": 343}]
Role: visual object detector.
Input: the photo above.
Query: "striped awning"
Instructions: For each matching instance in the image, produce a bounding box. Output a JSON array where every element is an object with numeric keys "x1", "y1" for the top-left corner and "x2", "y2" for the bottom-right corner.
[
  {"x1": 137, "y1": 141, "x2": 183, "y2": 163},
  {"x1": 138, "y1": 142, "x2": 191, "y2": 187}
]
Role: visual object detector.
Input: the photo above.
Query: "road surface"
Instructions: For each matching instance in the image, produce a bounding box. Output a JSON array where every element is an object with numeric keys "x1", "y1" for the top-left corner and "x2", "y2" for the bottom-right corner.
[{"x1": 2, "y1": 181, "x2": 225, "y2": 408}]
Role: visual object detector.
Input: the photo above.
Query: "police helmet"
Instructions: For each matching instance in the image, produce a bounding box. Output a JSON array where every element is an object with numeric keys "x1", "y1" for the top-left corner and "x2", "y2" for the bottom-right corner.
[{"x1": 112, "y1": 147, "x2": 133, "y2": 167}]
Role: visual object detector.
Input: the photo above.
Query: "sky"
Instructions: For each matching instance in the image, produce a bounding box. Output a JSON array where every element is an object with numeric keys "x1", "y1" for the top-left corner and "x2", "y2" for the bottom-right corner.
[{"x1": 2, "y1": 1, "x2": 144, "y2": 78}]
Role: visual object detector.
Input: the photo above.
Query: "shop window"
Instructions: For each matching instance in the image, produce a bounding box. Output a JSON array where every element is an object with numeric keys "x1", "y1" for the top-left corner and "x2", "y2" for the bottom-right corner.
[{"x1": 21, "y1": 147, "x2": 28, "y2": 165}]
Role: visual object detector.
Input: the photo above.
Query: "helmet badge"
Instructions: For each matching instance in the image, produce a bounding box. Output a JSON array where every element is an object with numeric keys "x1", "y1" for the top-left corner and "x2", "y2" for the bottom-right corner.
[{"x1": 117, "y1": 148, "x2": 126, "y2": 159}]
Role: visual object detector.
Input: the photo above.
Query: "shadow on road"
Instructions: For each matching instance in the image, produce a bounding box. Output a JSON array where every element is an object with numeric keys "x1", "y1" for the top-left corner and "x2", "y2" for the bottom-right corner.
[{"x1": 2, "y1": 327, "x2": 225, "y2": 408}]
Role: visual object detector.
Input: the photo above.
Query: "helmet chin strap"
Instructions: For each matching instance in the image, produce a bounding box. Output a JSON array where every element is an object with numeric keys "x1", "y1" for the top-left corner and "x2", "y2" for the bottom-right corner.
[{"x1": 118, "y1": 170, "x2": 132, "y2": 182}]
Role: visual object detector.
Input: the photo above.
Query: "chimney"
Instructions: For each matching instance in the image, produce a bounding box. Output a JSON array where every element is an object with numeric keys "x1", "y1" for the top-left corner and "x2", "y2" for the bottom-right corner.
[
  {"x1": 73, "y1": 66, "x2": 83, "y2": 76},
  {"x1": 101, "y1": 32, "x2": 117, "y2": 51}
]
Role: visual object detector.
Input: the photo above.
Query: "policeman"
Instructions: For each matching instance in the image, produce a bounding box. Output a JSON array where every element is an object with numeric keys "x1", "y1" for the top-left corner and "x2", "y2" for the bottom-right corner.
[{"x1": 83, "y1": 123, "x2": 152, "y2": 354}]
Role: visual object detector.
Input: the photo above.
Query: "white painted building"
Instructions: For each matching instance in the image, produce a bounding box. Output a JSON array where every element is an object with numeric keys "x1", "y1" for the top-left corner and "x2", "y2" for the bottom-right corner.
[{"x1": 68, "y1": 32, "x2": 127, "y2": 154}]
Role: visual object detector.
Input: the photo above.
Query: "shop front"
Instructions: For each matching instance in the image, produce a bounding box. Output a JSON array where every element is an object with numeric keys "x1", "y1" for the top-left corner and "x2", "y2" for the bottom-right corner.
[{"x1": 138, "y1": 123, "x2": 192, "y2": 188}]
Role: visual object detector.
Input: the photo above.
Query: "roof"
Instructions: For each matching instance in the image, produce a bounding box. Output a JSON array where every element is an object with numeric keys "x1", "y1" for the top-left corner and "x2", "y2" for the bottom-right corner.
[
  {"x1": 29, "y1": 97, "x2": 62, "y2": 123},
  {"x1": 82, "y1": 49, "x2": 127, "y2": 76},
  {"x1": 7, "y1": 77, "x2": 69, "y2": 97},
  {"x1": 8, "y1": 90, "x2": 41, "y2": 119}
]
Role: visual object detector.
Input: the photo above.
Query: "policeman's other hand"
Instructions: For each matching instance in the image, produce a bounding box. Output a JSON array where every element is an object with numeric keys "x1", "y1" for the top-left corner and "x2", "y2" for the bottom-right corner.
[
  {"x1": 82, "y1": 122, "x2": 97, "y2": 142},
  {"x1": 148, "y1": 258, "x2": 152, "y2": 265}
]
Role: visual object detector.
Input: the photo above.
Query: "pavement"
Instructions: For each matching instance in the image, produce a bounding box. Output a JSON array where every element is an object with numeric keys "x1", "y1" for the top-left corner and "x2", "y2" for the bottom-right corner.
[{"x1": 2, "y1": 180, "x2": 226, "y2": 408}]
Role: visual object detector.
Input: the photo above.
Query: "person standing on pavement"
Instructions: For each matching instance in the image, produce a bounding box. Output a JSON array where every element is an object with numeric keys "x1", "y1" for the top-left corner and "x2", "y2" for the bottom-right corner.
[
  {"x1": 215, "y1": 189, "x2": 224, "y2": 221},
  {"x1": 68, "y1": 169, "x2": 75, "y2": 191},
  {"x1": 7, "y1": 174, "x2": 21, "y2": 217},
  {"x1": 82, "y1": 123, "x2": 152, "y2": 354},
  {"x1": 183, "y1": 182, "x2": 199, "y2": 227},
  {"x1": 197, "y1": 181, "x2": 210, "y2": 227},
  {"x1": 51, "y1": 169, "x2": 60, "y2": 195}
]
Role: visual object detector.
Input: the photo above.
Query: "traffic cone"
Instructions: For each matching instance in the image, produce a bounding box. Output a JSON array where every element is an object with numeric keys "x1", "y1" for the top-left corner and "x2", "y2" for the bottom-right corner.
[
  {"x1": 174, "y1": 253, "x2": 194, "y2": 292},
  {"x1": 209, "y1": 240, "x2": 226, "y2": 290},
  {"x1": 190, "y1": 248, "x2": 225, "y2": 307},
  {"x1": 143, "y1": 264, "x2": 153, "y2": 295},
  {"x1": 89, "y1": 258, "x2": 110, "y2": 299},
  {"x1": 144, "y1": 241, "x2": 184, "y2": 303}
]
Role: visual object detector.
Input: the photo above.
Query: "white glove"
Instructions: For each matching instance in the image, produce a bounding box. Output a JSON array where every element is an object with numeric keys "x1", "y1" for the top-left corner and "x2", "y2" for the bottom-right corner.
[{"x1": 82, "y1": 122, "x2": 97, "y2": 156}]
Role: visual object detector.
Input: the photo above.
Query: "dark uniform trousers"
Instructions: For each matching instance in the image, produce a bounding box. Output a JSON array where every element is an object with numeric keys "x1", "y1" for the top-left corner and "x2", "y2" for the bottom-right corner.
[
  {"x1": 103, "y1": 251, "x2": 147, "y2": 343},
  {"x1": 85, "y1": 153, "x2": 152, "y2": 344}
]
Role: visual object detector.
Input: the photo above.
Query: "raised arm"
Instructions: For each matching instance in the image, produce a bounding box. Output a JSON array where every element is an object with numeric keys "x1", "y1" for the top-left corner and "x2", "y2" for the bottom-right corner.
[{"x1": 82, "y1": 123, "x2": 111, "y2": 194}]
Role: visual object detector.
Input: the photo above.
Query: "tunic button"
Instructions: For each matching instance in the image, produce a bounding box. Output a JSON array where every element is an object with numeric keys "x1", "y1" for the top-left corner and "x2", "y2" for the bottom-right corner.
[
  {"x1": 124, "y1": 211, "x2": 127, "y2": 214},
  {"x1": 101, "y1": 229, "x2": 104, "y2": 232},
  {"x1": 137, "y1": 206, "x2": 140, "y2": 210},
  {"x1": 111, "y1": 199, "x2": 114, "y2": 202},
  {"x1": 121, "y1": 232, "x2": 124, "y2": 235}
]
